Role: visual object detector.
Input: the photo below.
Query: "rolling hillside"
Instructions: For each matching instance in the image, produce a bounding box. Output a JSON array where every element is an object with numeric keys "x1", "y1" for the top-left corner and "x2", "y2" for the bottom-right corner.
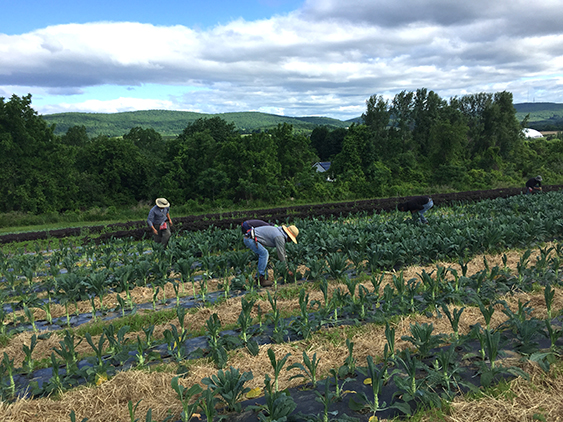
[
  {"x1": 41, "y1": 102, "x2": 563, "y2": 138},
  {"x1": 42, "y1": 109, "x2": 352, "y2": 137},
  {"x1": 514, "y1": 102, "x2": 563, "y2": 131}
]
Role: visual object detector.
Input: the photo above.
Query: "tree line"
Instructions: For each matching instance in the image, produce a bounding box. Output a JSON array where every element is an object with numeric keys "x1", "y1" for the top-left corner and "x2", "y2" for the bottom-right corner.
[{"x1": 0, "y1": 91, "x2": 559, "y2": 215}]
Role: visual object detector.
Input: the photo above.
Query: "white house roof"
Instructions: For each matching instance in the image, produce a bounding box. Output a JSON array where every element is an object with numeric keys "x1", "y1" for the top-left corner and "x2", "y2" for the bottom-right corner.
[{"x1": 523, "y1": 128, "x2": 544, "y2": 138}]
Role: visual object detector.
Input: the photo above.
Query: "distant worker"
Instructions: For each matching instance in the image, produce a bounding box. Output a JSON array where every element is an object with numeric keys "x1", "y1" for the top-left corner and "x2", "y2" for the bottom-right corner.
[
  {"x1": 397, "y1": 196, "x2": 434, "y2": 224},
  {"x1": 147, "y1": 198, "x2": 173, "y2": 247},
  {"x1": 525, "y1": 175, "x2": 542, "y2": 194},
  {"x1": 243, "y1": 223, "x2": 299, "y2": 287},
  {"x1": 241, "y1": 219, "x2": 274, "y2": 236}
]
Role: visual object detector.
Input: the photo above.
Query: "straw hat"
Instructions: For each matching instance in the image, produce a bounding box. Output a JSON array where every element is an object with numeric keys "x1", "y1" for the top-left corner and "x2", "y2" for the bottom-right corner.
[
  {"x1": 282, "y1": 225, "x2": 299, "y2": 244},
  {"x1": 155, "y1": 198, "x2": 170, "y2": 208}
]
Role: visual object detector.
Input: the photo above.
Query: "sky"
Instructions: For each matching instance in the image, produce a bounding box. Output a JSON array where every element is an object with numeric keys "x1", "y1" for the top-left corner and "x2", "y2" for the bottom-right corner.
[{"x1": 1, "y1": 0, "x2": 563, "y2": 120}]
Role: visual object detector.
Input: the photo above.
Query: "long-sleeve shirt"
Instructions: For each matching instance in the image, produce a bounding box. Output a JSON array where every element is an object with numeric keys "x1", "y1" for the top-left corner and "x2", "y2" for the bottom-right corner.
[
  {"x1": 253, "y1": 225, "x2": 289, "y2": 262},
  {"x1": 526, "y1": 178, "x2": 541, "y2": 189},
  {"x1": 147, "y1": 205, "x2": 170, "y2": 228},
  {"x1": 400, "y1": 196, "x2": 431, "y2": 212}
]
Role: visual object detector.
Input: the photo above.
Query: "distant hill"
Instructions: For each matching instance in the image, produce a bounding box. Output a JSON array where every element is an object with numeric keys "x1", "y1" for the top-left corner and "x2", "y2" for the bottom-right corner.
[
  {"x1": 41, "y1": 102, "x2": 563, "y2": 138},
  {"x1": 42, "y1": 109, "x2": 353, "y2": 137},
  {"x1": 514, "y1": 102, "x2": 563, "y2": 131}
]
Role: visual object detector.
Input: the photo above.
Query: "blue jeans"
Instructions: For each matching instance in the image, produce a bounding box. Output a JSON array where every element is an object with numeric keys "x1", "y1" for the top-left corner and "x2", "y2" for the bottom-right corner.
[
  {"x1": 244, "y1": 237, "x2": 269, "y2": 277},
  {"x1": 416, "y1": 199, "x2": 433, "y2": 223}
]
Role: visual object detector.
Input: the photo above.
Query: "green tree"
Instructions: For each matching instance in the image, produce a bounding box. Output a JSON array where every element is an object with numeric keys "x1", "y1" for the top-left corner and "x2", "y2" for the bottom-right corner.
[
  {"x1": 61, "y1": 125, "x2": 89, "y2": 147},
  {"x1": 0, "y1": 94, "x2": 78, "y2": 213},
  {"x1": 123, "y1": 127, "x2": 166, "y2": 159},
  {"x1": 220, "y1": 132, "x2": 282, "y2": 202},
  {"x1": 76, "y1": 136, "x2": 148, "y2": 206},
  {"x1": 162, "y1": 117, "x2": 240, "y2": 203}
]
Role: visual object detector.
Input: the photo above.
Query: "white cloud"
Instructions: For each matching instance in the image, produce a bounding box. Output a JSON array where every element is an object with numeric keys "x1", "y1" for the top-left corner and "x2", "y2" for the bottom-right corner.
[{"x1": 1, "y1": 0, "x2": 563, "y2": 119}]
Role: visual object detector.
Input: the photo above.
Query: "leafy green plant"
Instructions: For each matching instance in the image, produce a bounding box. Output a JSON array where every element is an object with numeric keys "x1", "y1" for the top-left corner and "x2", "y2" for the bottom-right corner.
[
  {"x1": 237, "y1": 296, "x2": 256, "y2": 344},
  {"x1": 440, "y1": 304, "x2": 465, "y2": 341},
  {"x1": 475, "y1": 328, "x2": 529, "y2": 387},
  {"x1": 163, "y1": 324, "x2": 188, "y2": 363},
  {"x1": 288, "y1": 350, "x2": 321, "y2": 388},
  {"x1": 22, "y1": 334, "x2": 38, "y2": 373},
  {"x1": 267, "y1": 347, "x2": 291, "y2": 394},
  {"x1": 401, "y1": 322, "x2": 444, "y2": 359},
  {"x1": 0, "y1": 352, "x2": 16, "y2": 399},
  {"x1": 198, "y1": 387, "x2": 218, "y2": 422},
  {"x1": 201, "y1": 366, "x2": 253, "y2": 413},
  {"x1": 249, "y1": 374, "x2": 296, "y2": 422},
  {"x1": 171, "y1": 376, "x2": 203, "y2": 421},
  {"x1": 338, "y1": 338, "x2": 356, "y2": 378},
  {"x1": 54, "y1": 330, "x2": 82, "y2": 377},
  {"x1": 326, "y1": 252, "x2": 350, "y2": 279},
  {"x1": 350, "y1": 355, "x2": 404, "y2": 418},
  {"x1": 392, "y1": 349, "x2": 440, "y2": 415}
]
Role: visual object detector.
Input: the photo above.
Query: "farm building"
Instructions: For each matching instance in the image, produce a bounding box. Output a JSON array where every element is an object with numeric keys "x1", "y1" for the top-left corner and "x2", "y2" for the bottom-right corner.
[
  {"x1": 312, "y1": 161, "x2": 334, "y2": 181},
  {"x1": 523, "y1": 128, "x2": 544, "y2": 138}
]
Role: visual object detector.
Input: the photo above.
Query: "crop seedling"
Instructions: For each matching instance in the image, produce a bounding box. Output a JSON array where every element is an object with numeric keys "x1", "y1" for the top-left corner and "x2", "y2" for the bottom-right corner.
[
  {"x1": 22, "y1": 334, "x2": 38, "y2": 373},
  {"x1": 476, "y1": 298, "x2": 496, "y2": 331},
  {"x1": 171, "y1": 376, "x2": 203, "y2": 421},
  {"x1": 383, "y1": 322, "x2": 396, "y2": 361},
  {"x1": 475, "y1": 328, "x2": 527, "y2": 387},
  {"x1": 249, "y1": 374, "x2": 296, "y2": 422},
  {"x1": 328, "y1": 368, "x2": 354, "y2": 403},
  {"x1": 103, "y1": 324, "x2": 131, "y2": 364},
  {"x1": 392, "y1": 349, "x2": 440, "y2": 414},
  {"x1": 267, "y1": 348, "x2": 291, "y2": 394},
  {"x1": 288, "y1": 350, "x2": 321, "y2": 388},
  {"x1": 204, "y1": 313, "x2": 228, "y2": 369},
  {"x1": 401, "y1": 322, "x2": 444, "y2": 360},
  {"x1": 544, "y1": 284, "x2": 556, "y2": 320},
  {"x1": 305, "y1": 257, "x2": 327, "y2": 281},
  {"x1": 202, "y1": 366, "x2": 253, "y2": 413},
  {"x1": 326, "y1": 252, "x2": 350, "y2": 279},
  {"x1": 176, "y1": 306, "x2": 188, "y2": 336},
  {"x1": 338, "y1": 338, "x2": 357, "y2": 378},
  {"x1": 198, "y1": 387, "x2": 218, "y2": 422},
  {"x1": 54, "y1": 330, "x2": 82, "y2": 378},
  {"x1": 43, "y1": 352, "x2": 64, "y2": 396},
  {"x1": 350, "y1": 355, "x2": 403, "y2": 418},
  {"x1": 84, "y1": 333, "x2": 111, "y2": 378},
  {"x1": 501, "y1": 301, "x2": 542, "y2": 355},
  {"x1": 266, "y1": 291, "x2": 289, "y2": 344},
  {"x1": 163, "y1": 324, "x2": 188, "y2": 363},
  {"x1": 426, "y1": 345, "x2": 476, "y2": 399},
  {"x1": 0, "y1": 352, "x2": 16, "y2": 399},
  {"x1": 292, "y1": 288, "x2": 317, "y2": 340},
  {"x1": 237, "y1": 296, "x2": 256, "y2": 344},
  {"x1": 23, "y1": 304, "x2": 37, "y2": 332},
  {"x1": 344, "y1": 275, "x2": 361, "y2": 304},
  {"x1": 440, "y1": 304, "x2": 465, "y2": 342}
]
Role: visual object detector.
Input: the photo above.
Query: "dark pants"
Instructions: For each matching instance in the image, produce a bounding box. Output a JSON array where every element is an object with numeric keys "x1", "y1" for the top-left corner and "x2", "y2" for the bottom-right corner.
[{"x1": 154, "y1": 226, "x2": 171, "y2": 247}]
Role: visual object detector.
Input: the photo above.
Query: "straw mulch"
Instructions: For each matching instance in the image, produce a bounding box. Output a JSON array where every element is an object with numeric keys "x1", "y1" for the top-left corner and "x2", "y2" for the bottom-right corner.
[
  {"x1": 417, "y1": 362, "x2": 563, "y2": 422},
  {"x1": 1, "y1": 244, "x2": 562, "y2": 421}
]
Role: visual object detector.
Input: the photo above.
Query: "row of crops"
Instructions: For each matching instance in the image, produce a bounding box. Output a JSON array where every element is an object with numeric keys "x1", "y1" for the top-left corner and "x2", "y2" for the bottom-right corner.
[{"x1": 1, "y1": 192, "x2": 563, "y2": 421}]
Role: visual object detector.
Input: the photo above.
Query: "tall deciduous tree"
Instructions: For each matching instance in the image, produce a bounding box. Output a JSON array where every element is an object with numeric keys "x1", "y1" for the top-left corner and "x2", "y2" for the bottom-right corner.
[
  {"x1": 76, "y1": 135, "x2": 148, "y2": 206},
  {"x1": 0, "y1": 94, "x2": 77, "y2": 213}
]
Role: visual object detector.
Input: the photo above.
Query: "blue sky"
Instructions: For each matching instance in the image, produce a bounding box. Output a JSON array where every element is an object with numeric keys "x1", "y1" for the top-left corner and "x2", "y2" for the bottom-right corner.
[
  {"x1": 1, "y1": 0, "x2": 563, "y2": 119},
  {"x1": 0, "y1": 0, "x2": 304, "y2": 34}
]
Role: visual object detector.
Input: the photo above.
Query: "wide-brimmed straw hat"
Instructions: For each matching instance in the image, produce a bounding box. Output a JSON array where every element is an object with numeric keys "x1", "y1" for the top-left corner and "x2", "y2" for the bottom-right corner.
[
  {"x1": 155, "y1": 198, "x2": 170, "y2": 208},
  {"x1": 282, "y1": 225, "x2": 299, "y2": 244}
]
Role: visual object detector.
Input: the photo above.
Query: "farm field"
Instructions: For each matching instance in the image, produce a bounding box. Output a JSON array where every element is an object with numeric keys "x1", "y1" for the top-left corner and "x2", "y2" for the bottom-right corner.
[{"x1": 1, "y1": 191, "x2": 563, "y2": 421}]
